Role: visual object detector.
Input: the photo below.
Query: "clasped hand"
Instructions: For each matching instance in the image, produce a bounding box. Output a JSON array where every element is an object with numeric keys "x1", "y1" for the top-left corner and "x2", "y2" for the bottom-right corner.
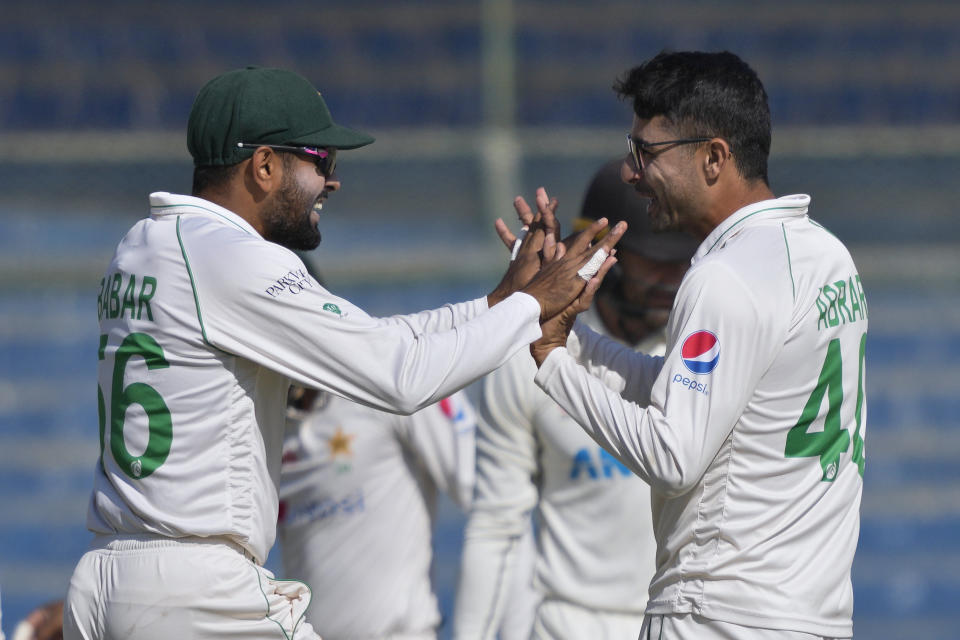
[{"x1": 487, "y1": 187, "x2": 626, "y2": 365}]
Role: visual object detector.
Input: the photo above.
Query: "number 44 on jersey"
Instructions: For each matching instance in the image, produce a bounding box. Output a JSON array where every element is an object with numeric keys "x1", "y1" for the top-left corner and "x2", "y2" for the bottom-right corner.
[{"x1": 785, "y1": 333, "x2": 866, "y2": 481}]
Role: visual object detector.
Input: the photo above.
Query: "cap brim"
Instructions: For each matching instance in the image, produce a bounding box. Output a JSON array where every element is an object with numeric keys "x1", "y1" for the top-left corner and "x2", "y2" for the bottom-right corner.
[
  {"x1": 620, "y1": 234, "x2": 699, "y2": 262},
  {"x1": 287, "y1": 124, "x2": 375, "y2": 150}
]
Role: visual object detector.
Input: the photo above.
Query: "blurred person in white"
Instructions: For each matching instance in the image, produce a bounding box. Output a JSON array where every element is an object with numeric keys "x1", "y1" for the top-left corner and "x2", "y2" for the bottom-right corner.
[
  {"x1": 62, "y1": 65, "x2": 625, "y2": 640},
  {"x1": 278, "y1": 384, "x2": 535, "y2": 640},
  {"x1": 529, "y1": 51, "x2": 867, "y2": 640},
  {"x1": 10, "y1": 600, "x2": 63, "y2": 640},
  {"x1": 453, "y1": 158, "x2": 697, "y2": 640}
]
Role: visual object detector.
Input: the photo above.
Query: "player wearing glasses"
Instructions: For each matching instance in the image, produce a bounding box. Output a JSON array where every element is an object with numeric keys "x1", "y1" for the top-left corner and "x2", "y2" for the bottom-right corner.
[
  {"x1": 62, "y1": 66, "x2": 625, "y2": 640},
  {"x1": 454, "y1": 159, "x2": 696, "y2": 640},
  {"x1": 529, "y1": 51, "x2": 867, "y2": 640}
]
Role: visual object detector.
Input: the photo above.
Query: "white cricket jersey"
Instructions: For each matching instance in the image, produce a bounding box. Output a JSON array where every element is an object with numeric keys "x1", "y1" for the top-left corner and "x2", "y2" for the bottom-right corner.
[
  {"x1": 535, "y1": 195, "x2": 867, "y2": 637},
  {"x1": 87, "y1": 192, "x2": 541, "y2": 564},
  {"x1": 278, "y1": 390, "x2": 477, "y2": 639},
  {"x1": 454, "y1": 309, "x2": 658, "y2": 639}
]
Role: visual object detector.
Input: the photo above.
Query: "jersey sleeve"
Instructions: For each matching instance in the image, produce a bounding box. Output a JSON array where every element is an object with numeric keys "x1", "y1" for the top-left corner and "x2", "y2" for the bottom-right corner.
[
  {"x1": 567, "y1": 320, "x2": 665, "y2": 406},
  {"x1": 397, "y1": 390, "x2": 478, "y2": 509},
  {"x1": 453, "y1": 351, "x2": 540, "y2": 639},
  {"x1": 178, "y1": 221, "x2": 542, "y2": 415},
  {"x1": 534, "y1": 262, "x2": 783, "y2": 497}
]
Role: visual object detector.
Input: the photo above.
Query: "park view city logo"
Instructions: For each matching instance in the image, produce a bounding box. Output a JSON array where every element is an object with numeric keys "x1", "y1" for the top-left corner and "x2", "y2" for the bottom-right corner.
[{"x1": 681, "y1": 330, "x2": 720, "y2": 374}]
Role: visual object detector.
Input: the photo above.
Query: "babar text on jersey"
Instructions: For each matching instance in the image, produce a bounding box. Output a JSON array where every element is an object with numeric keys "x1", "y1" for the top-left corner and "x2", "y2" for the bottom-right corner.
[{"x1": 98, "y1": 271, "x2": 157, "y2": 322}]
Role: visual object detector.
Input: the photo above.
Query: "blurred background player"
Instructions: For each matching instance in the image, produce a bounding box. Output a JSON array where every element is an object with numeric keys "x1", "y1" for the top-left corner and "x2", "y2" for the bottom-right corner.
[
  {"x1": 10, "y1": 600, "x2": 62, "y2": 640},
  {"x1": 453, "y1": 158, "x2": 697, "y2": 639},
  {"x1": 277, "y1": 386, "x2": 478, "y2": 640}
]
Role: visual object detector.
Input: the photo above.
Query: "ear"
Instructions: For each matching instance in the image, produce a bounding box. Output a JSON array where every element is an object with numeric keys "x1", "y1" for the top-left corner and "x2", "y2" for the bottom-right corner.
[
  {"x1": 702, "y1": 138, "x2": 733, "y2": 182},
  {"x1": 247, "y1": 146, "x2": 284, "y2": 196}
]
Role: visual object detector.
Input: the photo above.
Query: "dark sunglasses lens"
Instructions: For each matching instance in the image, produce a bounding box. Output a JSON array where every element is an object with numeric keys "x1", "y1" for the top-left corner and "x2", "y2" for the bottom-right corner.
[
  {"x1": 299, "y1": 147, "x2": 336, "y2": 176},
  {"x1": 321, "y1": 149, "x2": 337, "y2": 176}
]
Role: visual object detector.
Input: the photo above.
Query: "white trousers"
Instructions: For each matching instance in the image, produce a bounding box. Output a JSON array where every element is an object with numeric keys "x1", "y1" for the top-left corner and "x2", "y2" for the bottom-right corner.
[
  {"x1": 63, "y1": 534, "x2": 321, "y2": 640},
  {"x1": 639, "y1": 614, "x2": 845, "y2": 640},
  {"x1": 531, "y1": 599, "x2": 644, "y2": 640}
]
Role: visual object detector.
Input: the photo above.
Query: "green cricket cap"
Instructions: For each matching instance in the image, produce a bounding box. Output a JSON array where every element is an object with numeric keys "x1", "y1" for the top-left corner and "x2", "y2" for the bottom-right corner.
[{"x1": 187, "y1": 66, "x2": 375, "y2": 166}]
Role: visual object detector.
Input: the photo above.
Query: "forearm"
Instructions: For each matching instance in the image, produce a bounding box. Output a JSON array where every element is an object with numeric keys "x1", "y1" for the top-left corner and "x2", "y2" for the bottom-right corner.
[
  {"x1": 534, "y1": 347, "x2": 705, "y2": 496},
  {"x1": 384, "y1": 297, "x2": 488, "y2": 334}
]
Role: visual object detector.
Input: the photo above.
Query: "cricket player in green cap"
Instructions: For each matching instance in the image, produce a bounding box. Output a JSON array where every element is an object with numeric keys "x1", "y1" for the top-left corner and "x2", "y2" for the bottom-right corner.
[{"x1": 62, "y1": 66, "x2": 626, "y2": 639}]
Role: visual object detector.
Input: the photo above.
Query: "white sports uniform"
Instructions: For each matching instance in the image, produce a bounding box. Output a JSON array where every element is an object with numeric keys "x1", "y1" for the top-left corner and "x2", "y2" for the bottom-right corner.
[
  {"x1": 64, "y1": 192, "x2": 542, "y2": 640},
  {"x1": 277, "y1": 390, "x2": 477, "y2": 639},
  {"x1": 535, "y1": 195, "x2": 866, "y2": 638},
  {"x1": 454, "y1": 308, "x2": 658, "y2": 640}
]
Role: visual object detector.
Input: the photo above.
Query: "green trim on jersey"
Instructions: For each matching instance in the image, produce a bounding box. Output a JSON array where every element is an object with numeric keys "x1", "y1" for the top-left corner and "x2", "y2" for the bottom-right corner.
[
  {"x1": 254, "y1": 564, "x2": 312, "y2": 639},
  {"x1": 154, "y1": 202, "x2": 252, "y2": 234},
  {"x1": 706, "y1": 205, "x2": 800, "y2": 255},
  {"x1": 781, "y1": 223, "x2": 796, "y2": 301},
  {"x1": 809, "y1": 218, "x2": 840, "y2": 241},
  {"x1": 176, "y1": 216, "x2": 212, "y2": 346}
]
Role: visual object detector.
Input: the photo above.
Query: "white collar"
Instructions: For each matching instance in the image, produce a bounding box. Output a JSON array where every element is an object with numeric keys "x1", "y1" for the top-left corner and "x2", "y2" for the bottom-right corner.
[
  {"x1": 148, "y1": 191, "x2": 261, "y2": 238},
  {"x1": 692, "y1": 194, "x2": 810, "y2": 264}
]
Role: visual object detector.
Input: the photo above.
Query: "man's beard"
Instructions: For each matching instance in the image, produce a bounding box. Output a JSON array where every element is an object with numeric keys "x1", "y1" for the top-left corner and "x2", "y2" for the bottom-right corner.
[
  {"x1": 647, "y1": 201, "x2": 682, "y2": 233},
  {"x1": 261, "y1": 173, "x2": 322, "y2": 251}
]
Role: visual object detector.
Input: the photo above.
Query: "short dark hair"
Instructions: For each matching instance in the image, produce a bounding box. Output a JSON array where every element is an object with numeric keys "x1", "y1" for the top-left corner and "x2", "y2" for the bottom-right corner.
[
  {"x1": 614, "y1": 50, "x2": 771, "y2": 184},
  {"x1": 191, "y1": 151, "x2": 297, "y2": 196},
  {"x1": 191, "y1": 163, "x2": 242, "y2": 196}
]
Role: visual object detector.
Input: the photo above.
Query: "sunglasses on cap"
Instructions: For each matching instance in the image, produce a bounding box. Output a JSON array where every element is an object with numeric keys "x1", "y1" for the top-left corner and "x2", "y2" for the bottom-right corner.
[{"x1": 236, "y1": 142, "x2": 337, "y2": 177}]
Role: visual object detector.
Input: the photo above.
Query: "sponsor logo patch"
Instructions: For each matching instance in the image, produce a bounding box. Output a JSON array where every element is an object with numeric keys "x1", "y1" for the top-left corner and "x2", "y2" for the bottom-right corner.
[
  {"x1": 265, "y1": 268, "x2": 313, "y2": 298},
  {"x1": 680, "y1": 330, "x2": 720, "y2": 375},
  {"x1": 671, "y1": 373, "x2": 709, "y2": 396}
]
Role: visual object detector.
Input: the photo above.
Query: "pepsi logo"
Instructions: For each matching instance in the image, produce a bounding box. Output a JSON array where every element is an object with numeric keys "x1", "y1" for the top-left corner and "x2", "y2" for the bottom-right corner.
[{"x1": 681, "y1": 330, "x2": 720, "y2": 375}]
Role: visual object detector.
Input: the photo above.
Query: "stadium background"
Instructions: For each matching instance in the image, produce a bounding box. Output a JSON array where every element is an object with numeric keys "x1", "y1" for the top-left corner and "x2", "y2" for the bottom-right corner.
[{"x1": 2, "y1": 0, "x2": 960, "y2": 638}]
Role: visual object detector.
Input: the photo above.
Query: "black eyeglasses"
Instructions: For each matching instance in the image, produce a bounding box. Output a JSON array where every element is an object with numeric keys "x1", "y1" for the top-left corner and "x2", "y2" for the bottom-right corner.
[
  {"x1": 626, "y1": 134, "x2": 713, "y2": 171},
  {"x1": 237, "y1": 142, "x2": 337, "y2": 177}
]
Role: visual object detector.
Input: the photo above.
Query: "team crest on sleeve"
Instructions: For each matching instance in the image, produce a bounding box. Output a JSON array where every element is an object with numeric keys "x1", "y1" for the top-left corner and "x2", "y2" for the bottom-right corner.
[{"x1": 681, "y1": 330, "x2": 720, "y2": 374}]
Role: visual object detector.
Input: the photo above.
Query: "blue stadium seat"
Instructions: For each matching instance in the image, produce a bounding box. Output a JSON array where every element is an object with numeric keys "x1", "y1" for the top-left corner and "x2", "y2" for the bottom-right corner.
[
  {"x1": 2, "y1": 87, "x2": 61, "y2": 128},
  {"x1": 73, "y1": 86, "x2": 135, "y2": 128}
]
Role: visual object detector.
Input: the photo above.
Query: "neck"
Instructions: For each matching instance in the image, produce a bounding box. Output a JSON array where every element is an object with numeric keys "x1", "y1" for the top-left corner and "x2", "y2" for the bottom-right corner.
[
  {"x1": 196, "y1": 187, "x2": 265, "y2": 236},
  {"x1": 693, "y1": 180, "x2": 775, "y2": 240}
]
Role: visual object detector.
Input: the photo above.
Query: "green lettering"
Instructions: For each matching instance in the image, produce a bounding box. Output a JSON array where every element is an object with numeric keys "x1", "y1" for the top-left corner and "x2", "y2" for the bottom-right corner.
[
  {"x1": 822, "y1": 284, "x2": 839, "y2": 327},
  {"x1": 97, "y1": 277, "x2": 107, "y2": 322},
  {"x1": 855, "y1": 275, "x2": 868, "y2": 320},
  {"x1": 834, "y1": 279, "x2": 852, "y2": 323},
  {"x1": 816, "y1": 289, "x2": 829, "y2": 331},
  {"x1": 120, "y1": 275, "x2": 137, "y2": 319},
  {"x1": 137, "y1": 276, "x2": 157, "y2": 321},
  {"x1": 109, "y1": 333, "x2": 172, "y2": 479},
  {"x1": 785, "y1": 339, "x2": 848, "y2": 481},
  {"x1": 852, "y1": 333, "x2": 867, "y2": 476},
  {"x1": 109, "y1": 273, "x2": 122, "y2": 318},
  {"x1": 848, "y1": 277, "x2": 861, "y2": 321}
]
